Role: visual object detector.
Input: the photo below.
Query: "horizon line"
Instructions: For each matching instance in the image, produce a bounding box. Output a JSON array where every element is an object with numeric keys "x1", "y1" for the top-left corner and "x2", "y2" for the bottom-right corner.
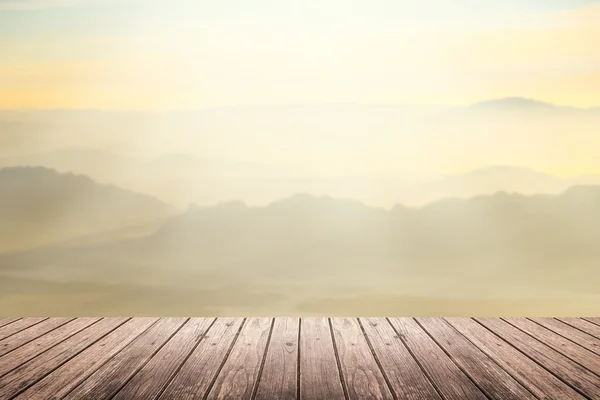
[{"x1": 1, "y1": 97, "x2": 599, "y2": 113}]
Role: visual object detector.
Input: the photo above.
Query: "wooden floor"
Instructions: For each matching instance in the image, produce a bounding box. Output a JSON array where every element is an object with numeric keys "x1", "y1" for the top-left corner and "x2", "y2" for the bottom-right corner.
[{"x1": 0, "y1": 317, "x2": 599, "y2": 399}]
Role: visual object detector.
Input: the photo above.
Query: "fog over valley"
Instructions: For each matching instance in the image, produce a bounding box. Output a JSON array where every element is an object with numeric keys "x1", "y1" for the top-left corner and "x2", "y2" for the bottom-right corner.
[{"x1": 1, "y1": 99, "x2": 600, "y2": 316}]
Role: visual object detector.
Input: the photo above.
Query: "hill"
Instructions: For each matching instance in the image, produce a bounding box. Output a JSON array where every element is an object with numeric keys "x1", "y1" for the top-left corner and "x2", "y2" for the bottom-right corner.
[
  {"x1": 4, "y1": 146, "x2": 600, "y2": 207},
  {"x1": 147, "y1": 188, "x2": 600, "y2": 271},
  {"x1": 0, "y1": 167, "x2": 176, "y2": 252},
  {"x1": 470, "y1": 97, "x2": 559, "y2": 110},
  {"x1": 2, "y1": 187, "x2": 600, "y2": 313}
]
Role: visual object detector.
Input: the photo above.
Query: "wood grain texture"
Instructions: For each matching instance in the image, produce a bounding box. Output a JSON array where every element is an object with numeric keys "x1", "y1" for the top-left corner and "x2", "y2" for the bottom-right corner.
[
  {"x1": 559, "y1": 318, "x2": 600, "y2": 339},
  {"x1": 0, "y1": 318, "x2": 73, "y2": 358},
  {"x1": 584, "y1": 317, "x2": 600, "y2": 326},
  {"x1": 388, "y1": 318, "x2": 487, "y2": 400},
  {"x1": 530, "y1": 318, "x2": 600, "y2": 356},
  {"x1": 1, "y1": 317, "x2": 599, "y2": 400},
  {"x1": 113, "y1": 317, "x2": 215, "y2": 400},
  {"x1": 64, "y1": 318, "x2": 187, "y2": 400},
  {"x1": 360, "y1": 318, "x2": 441, "y2": 400},
  {"x1": 329, "y1": 318, "x2": 393, "y2": 400},
  {"x1": 0, "y1": 318, "x2": 47, "y2": 341},
  {"x1": 205, "y1": 317, "x2": 273, "y2": 400},
  {"x1": 477, "y1": 318, "x2": 600, "y2": 399},
  {"x1": 446, "y1": 317, "x2": 584, "y2": 400},
  {"x1": 0, "y1": 318, "x2": 101, "y2": 378},
  {"x1": 417, "y1": 317, "x2": 536, "y2": 400},
  {"x1": 0, "y1": 318, "x2": 21, "y2": 329},
  {"x1": 299, "y1": 318, "x2": 346, "y2": 400},
  {"x1": 159, "y1": 317, "x2": 243, "y2": 400},
  {"x1": 16, "y1": 318, "x2": 159, "y2": 400},
  {"x1": 0, "y1": 318, "x2": 127, "y2": 399},
  {"x1": 505, "y1": 318, "x2": 600, "y2": 376},
  {"x1": 255, "y1": 317, "x2": 299, "y2": 400}
]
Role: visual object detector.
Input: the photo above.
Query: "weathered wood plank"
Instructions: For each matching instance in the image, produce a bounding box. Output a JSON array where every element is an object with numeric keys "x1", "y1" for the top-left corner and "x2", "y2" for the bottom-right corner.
[
  {"x1": 205, "y1": 318, "x2": 273, "y2": 400},
  {"x1": 0, "y1": 318, "x2": 47, "y2": 341},
  {"x1": 0, "y1": 318, "x2": 73, "y2": 358},
  {"x1": 417, "y1": 317, "x2": 536, "y2": 400},
  {"x1": 114, "y1": 317, "x2": 216, "y2": 400},
  {"x1": 299, "y1": 318, "x2": 346, "y2": 400},
  {"x1": 584, "y1": 317, "x2": 600, "y2": 326},
  {"x1": 388, "y1": 318, "x2": 486, "y2": 400},
  {"x1": 16, "y1": 318, "x2": 159, "y2": 400},
  {"x1": 360, "y1": 318, "x2": 441, "y2": 400},
  {"x1": 64, "y1": 318, "x2": 188, "y2": 400},
  {"x1": 531, "y1": 318, "x2": 600, "y2": 356},
  {"x1": 0, "y1": 318, "x2": 128, "y2": 399},
  {"x1": 559, "y1": 318, "x2": 600, "y2": 340},
  {"x1": 0, "y1": 318, "x2": 101, "y2": 377},
  {"x1": 0, "y1": 318, "x2": 21, "y2": 329},
  {"x1": 583, "y1": 317, "x2": 600, "y2": 326},
  {"x1": 329, "y1": 318, "x2": 393, "y2": 399},
  {"x1": 158, "y1": 318, "x2": 243, "y2": 400},
  {"x1": 3, "y1": 316, "x2": 600, "y2": 400},
  {"x1": 255, "y1": 317, "x2": 299, "y2": 400},
  {"x1": 477, "y1": 318, "x2": 600, "y2": 398},
  {"x1": 446, "y1": 318, "x2": 584, "y2": 400},
  {"x1": 505, "y1": 318, "x2": 600, "y2": 376}
]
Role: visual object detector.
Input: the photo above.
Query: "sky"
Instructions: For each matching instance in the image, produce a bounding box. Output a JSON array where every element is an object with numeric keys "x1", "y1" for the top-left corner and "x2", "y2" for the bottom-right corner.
[{"x1": 0, "y1": 0, "x2": 599, "y2": 109}]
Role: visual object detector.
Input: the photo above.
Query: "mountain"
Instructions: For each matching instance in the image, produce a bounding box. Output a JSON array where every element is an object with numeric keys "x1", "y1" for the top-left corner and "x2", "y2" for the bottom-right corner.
[
  {"x1": 3, "y1": 188, "x2": 600, "y2": 314},
  {"x1": 4, "y1": 146, "x2": 599, "y2": 208},
  {"x1": 0, "y1": 149, "x2": 303, "y2": 207},
  {"x1": 0, "y1": 148, "x2": 138, "y2": 184},
  {"x1": 471, "y1": 97, "x2": 559, "y2": 110},
  {"x1": 409, "y1": 166, "x2": 568, "y2": 205},
  {"x1": 0, "y1": 167, "x2": 176, "y2": 252},
  {"x1": 147, "y1": 153, "x2": 287, "y2": 178},
  {"x1": 141, "y1": 187, "x2": 600, "y2": 280}
]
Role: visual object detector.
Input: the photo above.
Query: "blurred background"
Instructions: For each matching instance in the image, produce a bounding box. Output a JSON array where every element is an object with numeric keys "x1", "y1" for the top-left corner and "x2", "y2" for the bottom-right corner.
[{"x1": 1, "y1": 0, "x2": 600, "y2": 315}]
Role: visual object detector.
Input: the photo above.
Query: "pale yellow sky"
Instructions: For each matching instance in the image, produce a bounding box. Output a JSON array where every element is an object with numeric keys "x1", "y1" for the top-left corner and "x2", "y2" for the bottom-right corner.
[{"x1": 0, "y1": 1, "x2": 599, "y2": 109}]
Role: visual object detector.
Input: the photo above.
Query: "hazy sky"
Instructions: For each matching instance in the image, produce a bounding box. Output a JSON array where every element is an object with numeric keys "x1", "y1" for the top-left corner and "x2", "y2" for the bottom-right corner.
[{"x1": 1, "y1": 0, "x2": 599, "y2": 109}]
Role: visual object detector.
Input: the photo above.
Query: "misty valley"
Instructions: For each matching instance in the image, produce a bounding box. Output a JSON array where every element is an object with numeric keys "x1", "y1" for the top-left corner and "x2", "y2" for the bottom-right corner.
[{"x1": 1, "y1": 164, "x2": 600, "y2": 316}]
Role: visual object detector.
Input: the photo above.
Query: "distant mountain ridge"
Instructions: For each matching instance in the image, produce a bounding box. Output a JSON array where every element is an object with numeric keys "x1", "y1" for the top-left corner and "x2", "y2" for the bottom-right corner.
[
  {"x1": 2, "y1": 147, "x2": 600, "y2": 208},
  {"x1": 469, "y1": 97, "x2": 600, "y2": 113},
  {"x1": 148, "y1": 185, "x2": 600, "y2": 260},
  {"x1": 3, "y1": 184, "x2": 600, "y2": 311},
  {"x1": 471, "y1": 97, "x2": 557, "y2": 109},
  {"x1": 0, "y1": 166, "x2": 176, "y2": 252}
]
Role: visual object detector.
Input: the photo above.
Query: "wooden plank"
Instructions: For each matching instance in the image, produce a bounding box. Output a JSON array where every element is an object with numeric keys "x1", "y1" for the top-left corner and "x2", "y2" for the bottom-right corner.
[
  {"x1": 0, "y1": 318, "x2": 47, "y2": 341},
  {"x1": 531, "y1": 318, "x2": 600, "y2": 356},
  {"x1": 388, "y1": 318, "x2": 486, "y2": 400},
  {"x1": 329, "y1": 318, "x2": 393, "y2": 400},
  {"x1": 0, "y1": 317, "x2": 128, "y2": 399},
  {"x1": 205, "y1": 318, "x2": 273, "y2": 400},
  {"x1": 255, "y1": 318, "x2": 299, "y2": 400},
  {"x1": 0, "y1": 317, "x2": 100, "y2": 377},
  {"x1": 505, "y1": 318, "x2": 600, "y2": 375},
  {"x1": 0, "y1": 318, "x2": 21, "y2": 329},
  {"x1": 446, "y1": 318, "x2": 585, "y2": 400},
  {"x1": 299, "y1": 318, "x2": 346, "y2": 400},
  {"x1": 65, "y1": 318, "x2": 189, "y2": 400},
  {"x1": 0, "y1": 318, "x2": 73, "y2": 358},
  {"x1": 416, "y1": 317, "x2": 536, "y2": 400},
  {"x1": 559, "y1": 318, "x2": 600, "y2": 340},
  {"x1": 477, "y1": 318, "x2": 600, "y2": 399},
  {"x1": 114, "y1": 317, "x2": 217, "y2": 400},
  {"x1": 158, "y1": 318, "x2": 243, "y2": 400},
  {"x1": 584, "y1": 317, "x2": 600, "y2": 326},
  {"x1": 16, "y1": 318, "x2": 159, "y2": 400},
  {"x1": 361, "y1": 318, "x2": 441, "y2": 400}
]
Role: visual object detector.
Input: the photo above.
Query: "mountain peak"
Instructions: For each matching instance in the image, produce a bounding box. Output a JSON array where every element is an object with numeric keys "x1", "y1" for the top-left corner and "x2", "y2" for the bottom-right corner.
[{"x1": 471, "y1": 97, "x2": 557, "y2": 109}]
